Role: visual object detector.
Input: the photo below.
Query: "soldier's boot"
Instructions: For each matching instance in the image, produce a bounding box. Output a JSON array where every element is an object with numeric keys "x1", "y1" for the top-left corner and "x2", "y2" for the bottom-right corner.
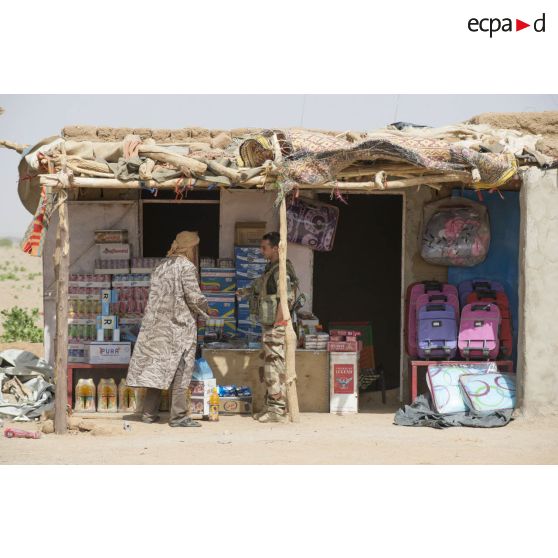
[
  {"x1": 253, "y1": 406, "x2": 269, "y2": 420},
  {"x1": 257, "y1": 411, "x2": 288, "y2": 424}
]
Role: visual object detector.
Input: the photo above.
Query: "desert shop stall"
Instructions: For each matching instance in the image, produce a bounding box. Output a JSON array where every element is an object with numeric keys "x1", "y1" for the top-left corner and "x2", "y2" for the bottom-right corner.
[{"x1": 2, "y1": 115, "x2": 558, "y2": 432}]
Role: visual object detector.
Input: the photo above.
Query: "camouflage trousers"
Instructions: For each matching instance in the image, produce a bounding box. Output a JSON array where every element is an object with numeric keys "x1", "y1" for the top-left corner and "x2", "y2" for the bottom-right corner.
[{"x1": 262, "y1": 325, "x2": 287, "y2": 416}]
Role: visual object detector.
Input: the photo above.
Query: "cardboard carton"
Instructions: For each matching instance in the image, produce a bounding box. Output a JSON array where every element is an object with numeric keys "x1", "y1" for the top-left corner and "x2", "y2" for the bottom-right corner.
[
  {"x1": 85, "y1": 342, "x2": 131, "y2": 364},
  {"x1": 218, "y1": 396, "x2": 253, "y2": 415},
  {"x1": 200, "y1": 268, "x2": 236, "y2": 292}
]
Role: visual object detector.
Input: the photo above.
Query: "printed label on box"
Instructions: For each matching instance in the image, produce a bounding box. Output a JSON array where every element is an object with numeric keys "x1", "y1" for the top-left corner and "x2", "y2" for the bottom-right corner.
[
  {"x1": 333, "y1": 364, "x2": 355, "y2": 394},
  {"x1": 201, "y1": 269, "x2": 237, "y2": 292},
  {"x1": 98, "y1": 244, "x2": 131, "y2": 260},
  {"x1": 236, "y1": 268, "x2": 265, "y2": 280}
]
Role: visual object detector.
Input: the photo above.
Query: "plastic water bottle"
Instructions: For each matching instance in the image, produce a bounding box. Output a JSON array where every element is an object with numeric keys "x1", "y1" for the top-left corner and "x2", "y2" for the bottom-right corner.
[{"x1": 209, "y1": 388, "x2": 220, "y2": 422}]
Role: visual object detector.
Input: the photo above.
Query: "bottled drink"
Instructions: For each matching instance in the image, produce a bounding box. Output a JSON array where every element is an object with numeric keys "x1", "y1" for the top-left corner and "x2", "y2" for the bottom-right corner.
[{"x1": 209, "y1": 388, "x2": 220, "y2": 421}]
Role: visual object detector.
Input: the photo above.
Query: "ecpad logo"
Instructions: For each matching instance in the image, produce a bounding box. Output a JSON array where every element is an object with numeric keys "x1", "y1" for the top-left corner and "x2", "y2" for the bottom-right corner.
[{"x1": 468, "y1": 13, "x2": 546, "y2": 37}]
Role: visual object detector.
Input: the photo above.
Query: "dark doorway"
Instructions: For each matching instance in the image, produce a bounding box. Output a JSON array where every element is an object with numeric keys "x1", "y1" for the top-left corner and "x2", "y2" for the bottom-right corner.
[
  {"x1": 313, "y1": 194, "x2": 403, "y2": 390},
  {"x1": 142, "y1": 202, "x2": 220, "y2": 258}
]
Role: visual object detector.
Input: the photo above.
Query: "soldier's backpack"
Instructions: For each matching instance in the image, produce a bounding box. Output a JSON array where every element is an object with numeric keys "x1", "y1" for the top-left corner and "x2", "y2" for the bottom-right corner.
[{"x1": 250, "y1": 261, "x2": 299, "y2": 326}]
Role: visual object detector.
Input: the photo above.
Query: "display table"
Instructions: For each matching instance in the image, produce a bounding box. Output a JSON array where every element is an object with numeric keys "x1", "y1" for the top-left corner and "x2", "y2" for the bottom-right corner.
[
  {"x1": 409, "y1": 360, "x2": 514, "y2": 402},
  {"x1": 202, "y1": 348, "x2": 330, "y2": 412},
  {"x1": 67, "y1": 363, "x2": 129, "y2": 407}
]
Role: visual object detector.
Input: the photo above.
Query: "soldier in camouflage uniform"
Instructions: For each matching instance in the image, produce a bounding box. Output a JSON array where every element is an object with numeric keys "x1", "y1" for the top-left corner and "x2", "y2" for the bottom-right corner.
[{"x1": 238, "y1": 232, "x2": 298, "y2": 423}]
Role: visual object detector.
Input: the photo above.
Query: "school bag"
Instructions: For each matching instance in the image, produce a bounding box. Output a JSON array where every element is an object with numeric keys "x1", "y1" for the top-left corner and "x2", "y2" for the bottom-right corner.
[
  {"x1": 406, "y1": 281, "x2": 458, "y2": 358},
  {"x1": 466, "y1": 290, "x2": 512, "y2": 358},
  {"x1": 458, "y1": 303, "x2": 501, "y2": 360},
  {"x1": 458, "y1": 279, "x2": 505, "y2": 308},
  {"x1": 416, "y1": 292, "x2": 460, "y2": 322},
  {"x1": 417, "y1": 302, "x2": 458, "y2": 359}
]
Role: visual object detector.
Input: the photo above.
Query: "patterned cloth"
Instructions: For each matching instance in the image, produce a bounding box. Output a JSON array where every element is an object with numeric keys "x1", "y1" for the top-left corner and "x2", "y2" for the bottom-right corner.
[
  {"x1": 262, "y1": 325, "x2": 287, "y2": 416},
  {"x1": 126, "y1": 256, "x2": 209, "y2": 390},
  {"x1": 21, "y1": 185, "x2": 58, "y2": 257},
  {"x1": 275, "y1": 132, "x2": 517, "y2": 191}
]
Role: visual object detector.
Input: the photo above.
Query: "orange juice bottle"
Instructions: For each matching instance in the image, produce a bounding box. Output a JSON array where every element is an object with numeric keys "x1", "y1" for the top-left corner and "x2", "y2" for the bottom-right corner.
[{"x1": 209, "y1": 388, "x2": 220, "y2": 422}]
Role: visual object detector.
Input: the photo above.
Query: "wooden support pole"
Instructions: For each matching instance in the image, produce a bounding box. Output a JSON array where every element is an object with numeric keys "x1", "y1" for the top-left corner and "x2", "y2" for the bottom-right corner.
[
  {"x1": 295, "y1": 175, "x2": 466, "y2": 190},
  {"x1": 279, "y1": 197, "x2": 300, "y2": 423},
  {"x1": 39, "y1": 175, "x2": 268, "y2": 189},
  {"x1": 272, "y1": 133, "x2": 300, "y2": 422},
  {"x1": 39, "y1": 173, "x2": 467, "y2": 192},
  {"x1": 54, "y1": 196, "x2": 69, "y2": 434}
]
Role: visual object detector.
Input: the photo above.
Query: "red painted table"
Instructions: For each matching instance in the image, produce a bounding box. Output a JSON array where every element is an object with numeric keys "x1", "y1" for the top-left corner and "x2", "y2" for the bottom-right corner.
[
  {"x1": 67, "y1": 363, "x2": 129, "y2": 407},
  {"x1": 409, "y1": 360, "x2": 514, "y2": 403}
]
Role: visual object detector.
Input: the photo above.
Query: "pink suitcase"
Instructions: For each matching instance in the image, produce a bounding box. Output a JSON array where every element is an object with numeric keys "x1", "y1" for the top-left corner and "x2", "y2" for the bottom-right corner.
[
  {"x1": 458, "y1": 303, "x2": 501, "y2": 360},
  {"x1": 406, "y1": 281, "x2": 458, "y2": 358}
]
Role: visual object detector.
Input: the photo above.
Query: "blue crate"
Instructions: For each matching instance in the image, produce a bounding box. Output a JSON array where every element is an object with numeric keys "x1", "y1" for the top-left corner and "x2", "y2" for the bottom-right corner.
[
  {"x1": 200, "y1": 268, "x2": 236, "y2": 293},
  {"x1": 236, "y1": 278, "x2": 255, "y2": 290},
  {"x1": 206, "y1": 293, "x2": 236, "y2": 320},
  {"x1": 236, "y1": 268, "x2": 266, "y2": 280},
  {"x1": 235, "y1": 260, "x2": 267, "y2": 273},
  {"x1": 234, "y1": 246, "x2": 267, "y2": 265}
]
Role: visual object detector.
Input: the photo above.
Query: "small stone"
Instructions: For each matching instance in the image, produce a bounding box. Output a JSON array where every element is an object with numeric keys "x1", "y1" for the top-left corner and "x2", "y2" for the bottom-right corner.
[
  {"x1": 78, "y1": 421, "x2": 95, "y2": 432},
  {"x1": 41, "y1": 420, "x2": 54, "y2": 434},
  {"x1": 68, "y1": 417, "x2": 82, "y2": 430},
  {"x1": 91, "y1": 426, "x2": 114, "y2": 437}
]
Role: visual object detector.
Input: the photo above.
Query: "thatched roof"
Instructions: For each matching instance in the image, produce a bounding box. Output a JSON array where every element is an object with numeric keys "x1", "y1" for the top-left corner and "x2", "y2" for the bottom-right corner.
[{"x1": 3, "y1": 114, "x2": 558, "y2": 217}]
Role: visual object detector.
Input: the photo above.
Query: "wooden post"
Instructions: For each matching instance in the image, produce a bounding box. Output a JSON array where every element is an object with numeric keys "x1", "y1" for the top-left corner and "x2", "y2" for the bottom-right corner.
[
  {"x1": 270, "y1": 132, "x2": 300, "y2": 422},
  {"x1": 278, "y1": 197, "x2": 300, "y2": 422},
  {"x1": 54, "y1": 195, "x2": 69, "y2": 434}
]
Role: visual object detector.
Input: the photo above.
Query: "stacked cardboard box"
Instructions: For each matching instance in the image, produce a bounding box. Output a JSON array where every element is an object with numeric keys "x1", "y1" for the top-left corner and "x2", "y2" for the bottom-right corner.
[
  {"x1": 200, "y1": 265, "x2": 237, "y2": 340},
  {"x1": 328, "y1": 330, "x2": 363, "y2": 353},
  {"x1": 234, "y1": 246, "x2": 265, "y2": 339},
  {"x1": 189, "y1": 378, "x2": 217, "y2": 419}
]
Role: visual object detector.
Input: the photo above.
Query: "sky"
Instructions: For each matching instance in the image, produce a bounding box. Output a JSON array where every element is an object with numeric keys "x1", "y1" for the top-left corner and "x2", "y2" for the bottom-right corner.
[{"x1": 0, "y1": 94, "x2": 557, "y2": 237}]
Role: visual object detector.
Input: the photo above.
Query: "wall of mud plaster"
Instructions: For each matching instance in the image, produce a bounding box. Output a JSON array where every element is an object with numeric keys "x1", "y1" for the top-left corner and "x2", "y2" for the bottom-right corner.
[
  {"x1": 399, "y1": 186, "x2": 451, "y2": 402},
  {"x1": 518, "y1": 168, "x2": 558, "y2": 414}
]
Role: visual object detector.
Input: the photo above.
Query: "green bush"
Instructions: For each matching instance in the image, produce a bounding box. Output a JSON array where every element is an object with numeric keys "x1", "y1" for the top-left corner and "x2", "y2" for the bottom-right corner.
[
  {"x1": 0, "y1": 307, "x2": 43, "y2": 343},
  {"x1": 0, "y1": 238, "x2": 13, "y2": 248}
]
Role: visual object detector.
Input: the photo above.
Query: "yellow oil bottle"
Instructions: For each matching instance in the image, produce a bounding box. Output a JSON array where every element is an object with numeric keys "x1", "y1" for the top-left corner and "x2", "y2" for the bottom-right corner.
[{"x1": 209, "y1": 388, "x2": 220, "y2": 421}]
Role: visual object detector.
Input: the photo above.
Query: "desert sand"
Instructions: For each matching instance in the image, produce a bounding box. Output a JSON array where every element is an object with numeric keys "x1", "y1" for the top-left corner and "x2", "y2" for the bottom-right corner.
[
  {"x1": 0, "y1": 241, "x2": 43, "y2": 337},
  {"x1": 1, "y1": 409, "x2": 557, "y2": 465}
]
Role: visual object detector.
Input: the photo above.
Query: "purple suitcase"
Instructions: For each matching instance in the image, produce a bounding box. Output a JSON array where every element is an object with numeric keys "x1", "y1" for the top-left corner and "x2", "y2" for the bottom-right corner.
[
  {"x1": 416, "y1": 292, "x2": 460, "y2": 322},
  {"x1": 458, "y1": 279, "x2": 505, "y2": 308},
  {"x1": 417, "y1": 303, "x2": 458, "y2": 359},
  {"x1": 407, "y1": 282, "x2": 458, "y2": 358},
  {"x1": 458, "y1": 303, "x2": 501, "y2": 360}
]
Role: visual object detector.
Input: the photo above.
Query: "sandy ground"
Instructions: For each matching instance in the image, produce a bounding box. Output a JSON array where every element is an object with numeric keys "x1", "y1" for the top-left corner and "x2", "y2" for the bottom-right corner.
[
  {"x1": 0, "y1": 241, "x2": 556, "y2": 465},
  {"x1": 2, "y1": 408, "x2": 558, "y2": 465},
  {"x1": 0, "y1": 243, "x2": 43, "y2": 337}
]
